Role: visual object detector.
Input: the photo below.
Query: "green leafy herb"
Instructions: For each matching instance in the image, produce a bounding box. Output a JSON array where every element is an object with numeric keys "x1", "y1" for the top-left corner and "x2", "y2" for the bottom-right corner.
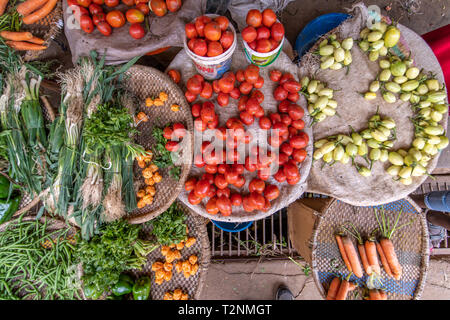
[{"x1": 150, "y1": 202, "x2": 187, "y2": 245}]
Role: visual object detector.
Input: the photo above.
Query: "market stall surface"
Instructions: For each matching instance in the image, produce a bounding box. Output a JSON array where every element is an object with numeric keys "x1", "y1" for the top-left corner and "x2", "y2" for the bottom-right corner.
[{"x1": 198, "y1": 258, "x2": 450, "y2": 300}]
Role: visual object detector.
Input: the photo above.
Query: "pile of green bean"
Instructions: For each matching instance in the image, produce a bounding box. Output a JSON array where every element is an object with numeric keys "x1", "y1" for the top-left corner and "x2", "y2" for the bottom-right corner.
[{"x1": 0, "y1": 216, "x2": 81, "y2": 300}]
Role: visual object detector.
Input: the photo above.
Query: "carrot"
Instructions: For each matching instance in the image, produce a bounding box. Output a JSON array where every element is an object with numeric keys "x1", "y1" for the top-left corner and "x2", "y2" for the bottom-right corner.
[
  {"x1": 348, "y1": 282, "x2": 357, "y2": 291},
  {"x1": 0, "y1": 0, "x2": 8, "y2": 16},
  {"x1": 22, "y1": 0, "x2": 57, "y2": 25},
  {"x1": 378, "y1": 289, "x2": 387, "y2": 300},
  {"x1": 342, "y1": 235, "x2": 363, "y2": 278},
  {"x1": 17, "y1": 0, "x2": 48, "y2": 16},
  {"x1": 364, "y1": 239, "x2": 381, "y2": 275},
  {"x1": 380, "y1": 238, "x2": 402, "y2": 280},
  {"x1": 0, "y1": 31, "x2": 33, "y2": 41},
  {"x1": 357, "y1": 243, "x2": 371, "y2": 275},
  {"x1": 369, "y1": 289, "x2": 382, "y2": 300},
  {"x1": 27, "y1": 36, "x2": 45, "y2": 44},
  {"x1": 335, "y1": 234, "x2": 353, "y2": 273},
  {"x1": 335, "y1": 273, "x2": 352, "y2": 300},
  {"x1": 326, "y1": 277, "x2": 341, "y2": 300},
  {"x1": 5, "y1": 41, "x2": 47, "y2": 51},
  {"x1": 376, "y1": 241, "x2": 394, "y2": 278}
]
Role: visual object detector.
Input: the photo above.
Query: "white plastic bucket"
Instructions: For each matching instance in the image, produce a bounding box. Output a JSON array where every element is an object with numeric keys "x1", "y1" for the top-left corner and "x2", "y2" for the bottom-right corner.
[
  {"x1": 243, "y1": 36, "x2": 284, "y2": 67},
  {"x1": 183, "y1": 14, "x2": 237, "y2": 80}
]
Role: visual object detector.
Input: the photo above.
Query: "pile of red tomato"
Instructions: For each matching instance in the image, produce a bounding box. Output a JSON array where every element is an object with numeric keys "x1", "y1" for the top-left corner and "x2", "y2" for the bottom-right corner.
[
  {"x1": 185, "y1": 15, "x2": 234, "y2": 58},
  {"x1": 242, "y1": 8, "x2": 285, "y2": 53},
  {"x1": 163, "y1": 122, "x2": 187, "y2": 152},
  {"x1": 179, "y1": 65, "x2": 309, "y2": 217},
  {"x1": 68, "y1": 0, "x2": 182, "y2": 39}
]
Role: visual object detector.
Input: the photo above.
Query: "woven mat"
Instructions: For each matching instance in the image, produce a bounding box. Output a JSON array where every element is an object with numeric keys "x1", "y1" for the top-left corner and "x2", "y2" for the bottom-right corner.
[
  {"x1": 303, "y1": 3, "x2": 448, "y2": 206},
  {"x1": 170, "y1": 34, "x2": 313, "y2": 223},
  {"x1": 122, "y1": 65, "x2": 193, "y2": 224},
  {"x1": 311, "y1": 197, "x2": 429, "y2": 300},
  {"x1": 130, "y1": 201, "x2": 210, "y2": 300}
]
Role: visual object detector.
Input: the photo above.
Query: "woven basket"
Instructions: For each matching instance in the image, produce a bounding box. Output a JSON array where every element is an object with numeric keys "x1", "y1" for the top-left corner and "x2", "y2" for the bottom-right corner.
[
  {"x1": 310, "y1": 197, "x2": 429, "y2": 300},
  {"x1": 122, "y1": 65, "x2": 193, "y2": 224},
  {"x1": 4, "y1": 0, "x2": 64, "y2": 61}
]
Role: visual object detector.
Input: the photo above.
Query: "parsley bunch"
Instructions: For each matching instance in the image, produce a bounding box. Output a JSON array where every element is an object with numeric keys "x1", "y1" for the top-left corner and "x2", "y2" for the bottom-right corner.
[{"x1": 150, "y1": 202, "x2": 187, "y2": 245}]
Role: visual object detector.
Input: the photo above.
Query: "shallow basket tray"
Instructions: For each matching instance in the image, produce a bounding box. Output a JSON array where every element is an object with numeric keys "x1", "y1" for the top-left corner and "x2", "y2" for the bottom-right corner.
[
  {"x1": 310, "y1": 197, "x2": 429, "y2": 300},
  {"x1": 122, "y1": 65, "x2": 193, "y2": 224}
]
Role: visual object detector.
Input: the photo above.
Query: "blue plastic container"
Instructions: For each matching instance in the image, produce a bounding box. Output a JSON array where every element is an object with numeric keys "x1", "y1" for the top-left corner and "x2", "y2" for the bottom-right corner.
[
  {"x1": 425, "y1": 191, "x2": 450, "y2": 212},
  {"x1": 211, "y1": 220, "x2": 253, "y2": 233},
  {"x1": 294, "y1": 13, "x2": 351, "y2": 58}
]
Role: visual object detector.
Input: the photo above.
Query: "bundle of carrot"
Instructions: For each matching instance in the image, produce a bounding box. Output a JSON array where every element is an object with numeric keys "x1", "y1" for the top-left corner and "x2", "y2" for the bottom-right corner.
[
  {"x1": 326, "y1": 274, "x2": 357, "y2": 300},
  {"x1": 17, "y1": 0, "x2": 58, "y2": 25},
  {"x1": 367, "y1": 289, "x2": 387, "y2": 300},
  {"x1": 334, "y1": 230, "x2": 363, "y2": 278},
  {"x1": 0, "y1": 30, "x2": 46, "y2": 50}
]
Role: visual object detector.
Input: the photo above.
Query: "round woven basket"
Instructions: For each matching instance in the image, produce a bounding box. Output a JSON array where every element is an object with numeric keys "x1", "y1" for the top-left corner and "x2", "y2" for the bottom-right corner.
[
  {"x1": 4, "y1": 0, "x2": 64, "y2": 61},
  {"x1": 310, "y1": 197, "x2": 429, "y2": 300},
  {"x1": 122, "y1": 65, "x2": 193, "y2": 224}
]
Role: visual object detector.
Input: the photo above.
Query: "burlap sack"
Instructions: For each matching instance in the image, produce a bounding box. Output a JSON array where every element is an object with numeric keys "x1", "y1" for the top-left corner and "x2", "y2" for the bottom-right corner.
[
  {"x1": 302, "y1": 3, "x2": 448, "y2": 206},
  {"x1": 63, "y1": 0, "x2": 206, "y2": 65},
  {"x1": 169, "y1": 35, "x2": 313, "y2": 222}
]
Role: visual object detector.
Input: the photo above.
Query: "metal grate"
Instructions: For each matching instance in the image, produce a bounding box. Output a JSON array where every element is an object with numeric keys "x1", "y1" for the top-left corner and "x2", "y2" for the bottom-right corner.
[{"x1": 209, "y1": 178, "x2": 450, "y2": 259}]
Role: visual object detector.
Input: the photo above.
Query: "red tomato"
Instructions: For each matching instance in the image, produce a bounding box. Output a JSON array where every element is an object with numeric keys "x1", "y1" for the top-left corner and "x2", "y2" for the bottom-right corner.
[
  {"x1": 194, "y1": 15, "x2": 211, "y2": 37},
  {"x1": 288, "y1": 126, "x2": 298, "y2": 138},
  {"x1": 187, "y1": 38, "x2": 196, "y2": 51},
  {"x1": 202, "y1": 173, "x2": 215, "y2": 185},
  {"x1": 277, "y1": 151, "x2": 289, "y2": 165},
  {"x1": 217, "y1": 164, "x2": 228, "y2": 174},
  {"x1": 122, "y1": 0, "x2": 134, "y2": 5},
  {"x1": 106, "y1": 10, "x2": 125, "y2": 28},
  {"x1": 150, "y1": 0, "x2": 167, "y2": 16},
  {"x1": 163, "y1": 126, "x2": 173, "y2": 140},
  {"x1": 269, "y1": 112, "x2": 282, "y2": 124},
  {"x1": 269, "y1": 70, "x2": 282, "y2": 82},
  {"x1": 96, "y1": 21, "x2": 112, "y2": 36},
  {"x1": 254, "y1": 106, "x2": 264, "y2": 118},
  {"x1": 246, "y1": 9, "x2": 262, "y2": 28},
  {"x1": 80, "y1": 15, "x2": 94, "y2": 33},
  {"x1": 199, "y1": 82, "x2": 212, "y2": 99},
  {"x1": 184, "y1": 177, "x2": 197, "y2": 191},
  {"x1": 186, "y1": 77, "x2": 202, "y2": 94},
  {"x1": 216, "y1": 196, "x2": 232, "y2": 216},
  {"x1": 258, "y1": 167, "x2": 271, "y2": 181},
  {"x1": 194, "y1": 179, "x2": 210, "y2": 198},
  {"x1": 88, "y1": 3, "x2": 102, "y2": 14},
  {"x1": 191, "y1": 103, "x2": 201, "y2": 117},
  {"x1": 282, "y1": 80, "x2": 301, "y2": 93},
  {"x1": 279, "y1": 73, "x2": 293, "y2": 85},
  {"x1": 77, "y1": 0, "x2": 92, "y2": 7},
  {"x1": 249, "y1": 178, "x2": 265, "y2": 193},
  {"x1": 250, "y1": 191, "x2": 265, "y2": 210},
  {"x1": 136, "y1": 3, "x2": 150, "y2": 15},
  {"x1": 92, "y1": 0, "x2": 104, "y2": 4},
  {"x1": 259, "y1": 116, "x2": 272, "y2": 130},
  {"x1": 244, "y1": 65, "x2": 259, "y2": 84},
  {"x1": 239, "y1": 111, "x2": 254, "y2": 125},
  {"x1": 204, "y1": 21, "x2": 221, "y2": 41},
  {"x1": 287, "y1": 91, "x2": 299, "y2": 102},
  {"x1": 273, "y1": 85, "x2": 288, "y2": 101},
  {"x1": 273, "y1": 168, "x2": 286, "y2": 182},
  {"x1": 192, "y1": 39, "x2": 208, "y2": 56},
  {"x1": 278, "y1": 100, "x2": 290, "y2": 113},
  {"x1": 292, "y1": 148, "x2": 307, "y2": 162},
  {"x1": 272, "y1": 122, "x2": 288, "y2": 137},
  {"x1": 167, "y1": 69, "x2": 181, "y2": 84},
  {"x1": 248, "y1": 40, "x2": 257, "y2": 51},
  {"x1": 226, "y1": 150, "x2": 239, "y2": 163},
  {"x1": 239, "y1": 81, "x2": 253, "y2": 95},
  {"x1": 281, "y1": 142, "x2": 293, "y2": 156},
  {"x1": 291, "y1": 119, "x2": 305, "y2": 130},
  {"x1": 256, "y1": 39, "x2": 272, "y2": 53},
  {"x1": 188, "y1": 190, "x2": 201, "y2": 205},
  {"x1": 254, "y1": 76, "x2": 264, "y2": 89},
  {"x1": 269, "y1": 38, "x2": 279, "y2": 50},
  {"x1": 242, "y1": 26, "x2": 257, "y2": 43},
  {"x1": 271, "y1": 22, "x2": 285, "y2": 41},
  {"x1": 217, "y1": 92, "x2": 229, "y2": 107},
  {"x1": 172, "y1": 123, "x2": 186, "y2": 139},
  {"x1": 243, "y1": 196, "x2": 255, "y2": 212},
  {"x1": 236, "y1": 69, "x2": 245, "y2": 82},
  {"x1": 194, "y1": 118, "x2": 207, "y2": 132},
  {"x1": 287, "y1": 104, "x2": 304, "y2": 120},
  {"x1": 126, "y1": 8, "x2": 144, "y2": 23},
  {"x1": 256, "y1": 26, "x2": 270, "y2": 40},
  {"x1": 215, "y1": 127, "x2": 227, "y2": 141},
  {"x1": 236, "y1": 96, "x2": 247, "y2": 112},
  {"x1": 199, "y1": 104, "x2": 214, "y2": 123},
  {"x1": 216, "y1": 187, "x2": 230, "y2": 199},
  {"x1": 232, "y1": 164, "x2": 244, "y2": 175},
  {"x1": 217, "y1": 74, "x2": 235, "y2": 94},
  {"x1": 245, "y1": 97, "x2": 259, "y2": 115},
  {"x1": 206, "y1": 197, "x2": 219, "y2": 215},
  {"x1": 287, "y1": 174, "x2": 300, "y2": 185},
  {"x1": 262, "y1": 8, "x2": 277, "y2": 27},
  {"x1": 185, "y1": 23, "x2": 197, "y2": 39},
  {"x1": 104, "y1": 0, "x2": 118, "y2": 7},
  {"x1": 283, "y1": 162, "x2": 299, "y2": 179},
  {"x1": 229, "y1": 87, "x2": 241, "y2": 100},
  {"x1": 129, "y1": 23, "x2": 145, "y2": 39},
  {"x1": 166, "y1": 0, "x2": 182, "y2": 12},
  {"x1": 245, "y1": 156, "x2": 257, "y2": 172},
  {"x1": 208, "y1": 185, "x2": 217, "y2": 199},
  {"x1": 214, "y1": 174, "x2": 228, "y2": 190},
  {"x1": 212, "y1": 80, "x2": 221, "y2": 93},
  {"x1": 194, "y1": 154, "x2": 205, "y2": 168},
  {"x1": 165, "y1": 141, "x2": 179, "y2": 152},
  {"x1": 234, "y1": 175, "x2": 245, "y2": 188},
  {"x1": 214, "y1": 16, "x2": 229, "y2": 31},
  {"x1": 185, "y1": 90, "x2": 197, "y2": 103},
  {"x1": 230, "y1": 193, "x2": 242, "y2": 206},
  {"x1": 220, "y1": 30, "x2": 234, "y2": 51},
  {"x1": 280, "y1": 113, "x2": 292, "y2": 126},
  {"x1": 264, "y1": 184, "x2": 279, "y2": 201},
  {"x1": 289, "y1": 134, "x2": 308, "y2": 149}
]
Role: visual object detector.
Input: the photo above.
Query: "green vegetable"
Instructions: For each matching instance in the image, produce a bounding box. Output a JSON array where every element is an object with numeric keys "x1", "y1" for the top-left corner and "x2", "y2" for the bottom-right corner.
[
  {"x1": 152, "y1": 126, "x2": 181, "y2": 179},
  {"x1": 0, "y1": 195, "x2": 20, "y2": 225},
  {"x1": 150, "y1": 202, "x2": 187, "y2": 245},
  {"x1": 132, "y1": 276, "x2": 151, "y2": 300},
  {"x1": 83, "y1": 285, "x2": 103, "y2": 300},
  {"x1": 112, "y1": 279, "x2": 133, "y2": 296},
  {"x1": 0, "y1": 175, "x2": 9, "y2": 198}
]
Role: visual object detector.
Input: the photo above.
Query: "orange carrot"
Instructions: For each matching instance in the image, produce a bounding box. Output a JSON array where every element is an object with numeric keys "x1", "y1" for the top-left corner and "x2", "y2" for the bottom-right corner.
[
  {"x1": 378, "y1": 289, "x2": 387, "y2": 300},
  {"x1": 369, "y1": 289, "x2": 382, "y2": 300},
  {"x1": 335, "y1": 234, "x2": 353, "y2": 273},
  {"x1": 357, "y1": 243, "x2": 371, "y2": 275},
  {"x1": 342, "y1": 236, "x2": 363, "y2": 278},
  {"x1": 27, "y1": 36, "x2": 45, "y2": 44},
  {"x1": 0, "y1": 0, "x2": 8, "y2": 15},
  {"x1": 17, "y1": 0, "x2": 48, "y2": 16},
  {"x1": 348, "y1": 282, "x2": 357, "y2": 291},
  {"x1": 326, "y1": 277, "x2": 341, "y2": 300},
  {"x1": 335, "y1": 273, "x2": 352, "y2": 300},
  {"x1": 22, "y1": 0, "x2": 57, "y2": 25},
  {"x1": 5, "y1": 41, "x2": 47, "y2": 51},
  {"x1": 0, "y1": 31, "x2": 33, "y2": 41},
  {"x1": 380, "y1": 238, "x2": 402, "y2": 280},
  {"x1": 376, "y1": 241, "x2": 394, "y2": 278},
  {"x1": 364, "y1": 239, "x2": 381, "y2": 275}
]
